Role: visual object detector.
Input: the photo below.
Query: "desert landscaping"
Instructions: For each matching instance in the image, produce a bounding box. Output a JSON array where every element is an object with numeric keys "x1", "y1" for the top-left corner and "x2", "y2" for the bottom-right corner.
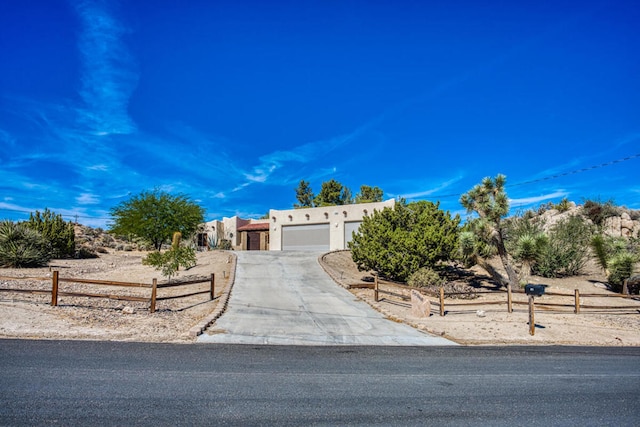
[{"x1": 1, "y1": 246, "x2": 639, "y2": 346}]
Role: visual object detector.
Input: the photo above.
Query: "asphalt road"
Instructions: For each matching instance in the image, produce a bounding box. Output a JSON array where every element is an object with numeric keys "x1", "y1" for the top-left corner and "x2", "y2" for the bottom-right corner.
[
  {"x1": 198, "y1": 251, "x2": 454, "y2": 345},
  {"x1": 2, "y1": 340, "x2": 639, "y2": 426}
]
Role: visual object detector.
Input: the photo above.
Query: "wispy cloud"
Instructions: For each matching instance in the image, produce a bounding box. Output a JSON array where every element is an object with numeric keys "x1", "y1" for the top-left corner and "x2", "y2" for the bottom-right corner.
[
  {"x1": 612, "y1": 133, "x2": 640, "y2": 151},
  {"x1": 86, "y1": 164, "x2": 109, "y2": 171},
  {"x1": 509, "y1": 190, "x2": 569, "y2": 206},
  {"x1": 237, "y1": 128, "x2": 368, "y2": 190},
  {"x1": 76, "y1": 193, "x2": 100, "y2": 205},
  {"x1": 395, "y1": 175, "x2": 465, "y2": 200},
  {"x1": 73, "y1": 0, "x2": 138, "y2": 135}
]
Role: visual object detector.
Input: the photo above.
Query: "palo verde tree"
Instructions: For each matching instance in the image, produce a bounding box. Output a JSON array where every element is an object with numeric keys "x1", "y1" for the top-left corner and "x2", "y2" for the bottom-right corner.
[
  {"x1": 109, "y1": 189, "x2": 205, "y2": 251},
  {"x1": 349, "y1": 200, "x2": 460, "y2": 282},
  {"x1": 460, "y1": 174, "x2": 518, "y2": 290}
]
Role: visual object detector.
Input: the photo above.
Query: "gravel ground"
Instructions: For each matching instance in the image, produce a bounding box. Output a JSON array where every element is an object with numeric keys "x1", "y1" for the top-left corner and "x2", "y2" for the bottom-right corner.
[
  {"x1": 2, "y1": 249, "x2": 639, "y2": 346},
  {"x1": 0, "y1": 251, "x2": 235, "y2": 342},
  {"x1": 319, "y1": 250, "x2": 640, "y2": 346}
]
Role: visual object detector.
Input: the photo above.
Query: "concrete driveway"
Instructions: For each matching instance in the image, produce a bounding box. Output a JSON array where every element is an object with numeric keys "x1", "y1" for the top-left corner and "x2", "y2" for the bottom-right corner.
[{"x1": 198, "y1": 251, "x2": 455, "y2": 345}]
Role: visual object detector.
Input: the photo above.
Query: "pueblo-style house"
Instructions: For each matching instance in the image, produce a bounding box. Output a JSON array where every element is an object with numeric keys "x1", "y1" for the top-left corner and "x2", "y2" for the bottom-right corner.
[{"x1": 199, "y1": 199, "x2": 395, "y2": 252}]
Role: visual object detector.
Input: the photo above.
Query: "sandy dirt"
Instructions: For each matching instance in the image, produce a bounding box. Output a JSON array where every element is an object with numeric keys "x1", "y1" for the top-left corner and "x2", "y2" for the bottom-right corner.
[
  {"x1": 320, "y1": 251, "x2": 640, "y2": 346},
  {"x1": 0, "y1": 251, "x2": 235, "y2": 343},
  {"x1": 1, "y1": 250, "x2": 639, "y2": 345}
]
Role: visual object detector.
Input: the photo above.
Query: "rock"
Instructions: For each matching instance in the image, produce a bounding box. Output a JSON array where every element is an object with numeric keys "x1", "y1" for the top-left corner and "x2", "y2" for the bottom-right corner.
[
  {"x1": 603, "y1": 216, "x2": 622, "y2": 237},
  {"x1": 410, "y1": 290, "x2": 431, "y2": 318},
  {"x1": 476, "y1": 310, "x2": 486, "y2": 318},
  {"x1": 122, "y1": 306, "x2": 135, "y2": 314}
]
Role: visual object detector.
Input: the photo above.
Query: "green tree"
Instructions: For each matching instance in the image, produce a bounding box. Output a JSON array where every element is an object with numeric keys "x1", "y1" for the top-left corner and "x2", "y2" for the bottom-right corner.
[
  {"x1": 349, "y1": 200, "x2": 460, "y2": 282},
  {"x1": 0, "y1": 220, "x2": 50, "y2": 267},
  {"x1": 460, "y1": 174, "x2": 518, "y2": 290},
  {"x1": 294, "y1": 180, "x2": 315, "y2": 208},
  {"x1": 109, "y1": 190, "x2": 205, "y2": 251},
  {"x1": 355, "y1": 185, "x2": 384, "y2": 203},
  {"x1": 314, "y1": 179, "x2": 353, "y2": 206},
  {"x1": 25, "y1": 208, "x2": 75, "y2": 258}
]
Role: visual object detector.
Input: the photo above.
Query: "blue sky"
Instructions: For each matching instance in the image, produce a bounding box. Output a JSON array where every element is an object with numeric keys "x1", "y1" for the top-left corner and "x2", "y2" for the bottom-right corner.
[{"x1": 1, "y1": 0, "x2": 638, "y2": 228}]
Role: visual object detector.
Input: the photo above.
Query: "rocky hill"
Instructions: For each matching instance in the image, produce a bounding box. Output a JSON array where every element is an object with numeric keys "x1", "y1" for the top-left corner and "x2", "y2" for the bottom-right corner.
[
  {"x1": 536, "y1": 201, "x2": 640, "y2": 238},
  {"x1": 73, "y1": 225, "x2": 138, "y2": 257}
]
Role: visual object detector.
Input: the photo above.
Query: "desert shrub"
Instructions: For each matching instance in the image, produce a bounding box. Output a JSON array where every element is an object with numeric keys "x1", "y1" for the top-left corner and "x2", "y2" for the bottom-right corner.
[
  {"x1": 554, "y1": 198, "x2": 572, "y2": 212},
  {"x1": 143, "y1": 246, "x2": 197, "y2": 280},
  {"x1": 218, "y1": 239, "x2": 233, "y2": 250},
  {"x1": 349, "y1": 200, "x2": 460, "y2": 282},
  {"x1": 457, "y1": 231, "x2": 478, "y2": 268},
  {"x1": 607, "y1": 253, "x2": 637, "y2": 291},
  {"x1": 583, "y1": 198, "x2": 619, "y2": 227},
  {"x1": 0, "y1": 220, "x2": 50, "y2": 267},
  {"x1": 513, "y1": 232, "x2": 548, "y2": 282},
  {"x1": 408, "y1": 267, "x2": 445, "y2": 288},
  {"x1": 534, "y1": 215, "x2": 593, "y2": 277},
  {"x1": 591, "y1": 234, "x2": 639, "y2": 291},
  {"x1": 75, "y1": 246, "x2": 99, "y2": 259},
  {"x1": 537, "y1": 202, "x2": 554, "y2": 215},
  {"x1": 25, "y1": 209, "x2": 75, "y2": 258},
  {"x1": 504, "y1": 214, "x2": 545, "y2": 250}
]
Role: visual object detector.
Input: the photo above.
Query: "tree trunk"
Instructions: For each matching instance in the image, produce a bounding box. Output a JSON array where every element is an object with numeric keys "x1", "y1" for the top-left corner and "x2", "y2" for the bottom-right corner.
[
  {"x1": 477, "y1": 258, "x2": 508, "y2": 287},
  {"x1": 493, "y1": 231, "x2": 518, "y2": 292}
]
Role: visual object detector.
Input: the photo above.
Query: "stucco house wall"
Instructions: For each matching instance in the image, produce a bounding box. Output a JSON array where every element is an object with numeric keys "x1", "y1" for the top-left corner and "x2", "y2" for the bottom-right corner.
[{"x1": 268, "y1": 199, "x2": 395, "y2": 251}]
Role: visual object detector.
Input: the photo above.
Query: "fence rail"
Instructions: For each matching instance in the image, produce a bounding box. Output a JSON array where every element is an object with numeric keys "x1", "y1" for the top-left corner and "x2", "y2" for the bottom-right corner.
[
  {"x1": 371, "y1": 276, "x2": 640, "y2": 316},
  {"x1": 0, "y1": 271, "x2": 216, "y2": 313}
]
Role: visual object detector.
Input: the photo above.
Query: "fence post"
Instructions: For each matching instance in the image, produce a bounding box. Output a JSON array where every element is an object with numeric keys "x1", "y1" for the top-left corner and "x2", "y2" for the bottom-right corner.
[
  {"x1": 374, "y1": 275, "x2": 379, "y2": 302},
  {"x1": 574, "y1": 289, "x2": 580, "y2": 314},
  {"x1": 51, "y1": 270, "x2": 59, "y2": 306},
  {"x1": 528, "y1": 295, "x2": 535, "y2": 336},
  {"x1": 210, "y1": 273, "x2": 215, "y2": 300},
  {"x1": 439, "y1": 287, "x2": 445, "y2": 316},
  {"x1": 507, "y1": 285, "x2": 513, "y2": 313},
  {"x1": 150, "y1": 279, "x2": 157, "y2": 313}
]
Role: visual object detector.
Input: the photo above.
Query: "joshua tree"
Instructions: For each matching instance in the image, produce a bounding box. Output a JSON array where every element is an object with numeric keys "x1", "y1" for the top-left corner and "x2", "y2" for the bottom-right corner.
[{"x1": 460, "y1": 174, "x2": 519, "y2": 291}]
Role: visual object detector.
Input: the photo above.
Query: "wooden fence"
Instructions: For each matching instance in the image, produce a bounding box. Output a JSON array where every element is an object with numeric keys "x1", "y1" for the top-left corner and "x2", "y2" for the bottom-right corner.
[
  {"x1": 372, "y1": 276, "x2": 640, "y2": 316},
  {"x1": 0, "y1": 271, "x2": 215, "y2": 313}
]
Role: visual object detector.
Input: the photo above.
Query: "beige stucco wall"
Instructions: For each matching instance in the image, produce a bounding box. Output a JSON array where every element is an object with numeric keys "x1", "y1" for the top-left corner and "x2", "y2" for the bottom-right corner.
[{"x1": 268, "y1": 199, "x2": 396, "y2": 251}]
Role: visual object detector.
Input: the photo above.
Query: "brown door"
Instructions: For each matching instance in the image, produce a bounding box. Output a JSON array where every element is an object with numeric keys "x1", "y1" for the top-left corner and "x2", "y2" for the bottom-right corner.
[{"x1": 247, "y1": 231, "x2": 261, "y2": 250}]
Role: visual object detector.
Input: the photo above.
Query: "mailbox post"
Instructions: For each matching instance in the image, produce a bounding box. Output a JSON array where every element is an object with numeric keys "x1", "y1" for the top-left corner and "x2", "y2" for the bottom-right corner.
[{"x1": 524, "y1": 285, "x2": 547, "y2": 336}]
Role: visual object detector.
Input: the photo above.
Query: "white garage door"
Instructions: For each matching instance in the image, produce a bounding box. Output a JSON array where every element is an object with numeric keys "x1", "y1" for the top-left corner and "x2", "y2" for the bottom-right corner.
[
  {"x1": 344, "y1": 221, "x2": 362, "y2": 246},
  {"x1": 282, "y1": 224, "x2": 330, "y2": 251}
]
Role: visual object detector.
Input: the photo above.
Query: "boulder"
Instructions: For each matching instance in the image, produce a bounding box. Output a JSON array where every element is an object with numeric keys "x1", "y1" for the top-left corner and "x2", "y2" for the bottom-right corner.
[{"x1": 411, "y1": 290, "x2": 431, "y2": 318}]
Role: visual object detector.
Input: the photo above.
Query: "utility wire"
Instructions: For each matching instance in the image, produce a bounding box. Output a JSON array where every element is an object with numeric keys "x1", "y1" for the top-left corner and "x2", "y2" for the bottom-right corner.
[
  {"x1": 508, "y1": 153, "x2": 640, "y2": 188},
  {"x1": 2, "y1": 153, "x2": 639, "y2": 220},
  {"x1": 423, "y1": 152, "x2": 640, "y2": 199}
]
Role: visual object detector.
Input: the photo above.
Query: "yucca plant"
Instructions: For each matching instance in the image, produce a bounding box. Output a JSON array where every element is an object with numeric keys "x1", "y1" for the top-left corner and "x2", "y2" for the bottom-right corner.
[
  {"x1": 591, "y1": 234, "x2": 638, "y2": 291},
  {"x1": 0, "y1": 220, "x2": 51, "y2": 267},
  {"x1": 514, "y1": 232, "x2": 548, "y2": 284}
]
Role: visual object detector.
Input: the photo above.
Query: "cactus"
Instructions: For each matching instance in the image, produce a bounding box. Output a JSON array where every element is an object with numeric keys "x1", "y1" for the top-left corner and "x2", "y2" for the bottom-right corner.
[{"x1": 171, "y1": 231, "x2": 182, "y2": 251}]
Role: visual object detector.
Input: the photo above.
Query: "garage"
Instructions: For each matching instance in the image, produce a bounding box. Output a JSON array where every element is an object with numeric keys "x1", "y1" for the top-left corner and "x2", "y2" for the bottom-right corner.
[
  {"x1": 344, "y1": 221, "x2": 362, "y2": 246},
  {"x1": 282, "y1": 223, "x2": 330, "y2": 251}
]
